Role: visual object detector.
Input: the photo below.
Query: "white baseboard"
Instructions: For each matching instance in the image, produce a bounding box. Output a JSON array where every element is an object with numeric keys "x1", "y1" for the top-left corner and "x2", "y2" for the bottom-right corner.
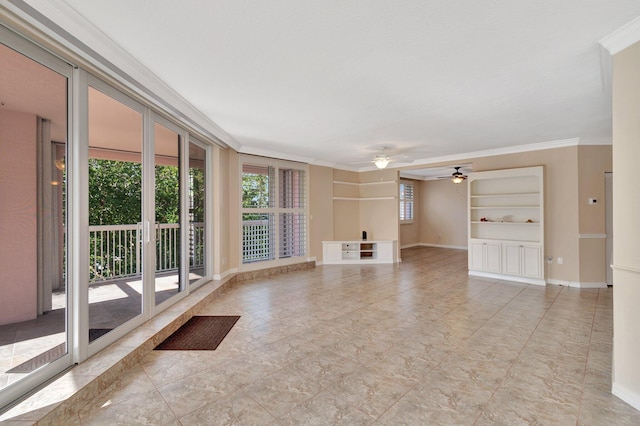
[
  {"x1": 411, "y1": 243, "x2": 468, "y2": 250},
  {"x1": 400, "y1": 243, "x2": 421, "y2": 249},
  {"x1": 468, "y1": 270, "x2": 546, "y2": 286},
  {"x1": 546, "y1": 279, "x2": 607, "y2": 288},
  {"x1": 612, "y1": 382, "x2": 640, "y2": 412},
  {"x1": 213, "y1": 268, "x2": 237, "y2": 281}
]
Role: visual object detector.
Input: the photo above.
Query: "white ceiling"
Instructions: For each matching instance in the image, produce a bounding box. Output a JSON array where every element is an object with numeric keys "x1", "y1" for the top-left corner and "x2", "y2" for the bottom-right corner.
[{"x1": 54, "y1": 1, "x2": 640, "y2": 169}]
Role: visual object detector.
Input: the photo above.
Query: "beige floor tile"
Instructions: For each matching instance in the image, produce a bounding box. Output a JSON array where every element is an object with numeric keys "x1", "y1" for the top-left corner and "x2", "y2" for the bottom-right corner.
[
  {"x1": 79, "y1": 388, "x2": 179, "y2": 425},
  {"x1": 243, "y1": 368, "x2": 323, "y2": 418},
  {"x1": 278, "y1": 390, "x2": 372, "y2": 425},
  {"x1": 330, "y1": 365, "x2": 417, "y2": 418},
  {"x1": 68, "y1": 247, "x2": 637, "y2": 424},
  {"x1": 177, "y1": 389, "x2": 277, "y2": 425}
]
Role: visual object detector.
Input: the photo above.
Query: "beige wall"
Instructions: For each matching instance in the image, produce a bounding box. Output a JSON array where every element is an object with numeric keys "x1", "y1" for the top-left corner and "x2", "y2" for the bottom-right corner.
[
  {"x1": 0, "y1": 110, "x2": 38, "y2": 325},
  {"x1": 225, "y1": 148, "x2": 239, "y2": 272},
  {"x1": 333, "y1": 169, "x2": 360, "y2": 240},
  {"x1": 309, "y1": 165, "x2": 334, "y2": 261},
  {"x1": 578, "y1": 145, "x2": 612, "y2": 284},
  {"x1": 611, "y1": 40, "x2": 640, "y2": 408},
  {"x1": 358, "y1": 169, "x2": 398, "y2": 241},
  {"x1": 332, "y1": 168, "x2": 399, "y2": 245},
  {"x1": 211, "y1": 146, "x2": 234, "y2": 276},
  {"x1": 417, "y1": 179, "x2": 468, "y2": 248}
]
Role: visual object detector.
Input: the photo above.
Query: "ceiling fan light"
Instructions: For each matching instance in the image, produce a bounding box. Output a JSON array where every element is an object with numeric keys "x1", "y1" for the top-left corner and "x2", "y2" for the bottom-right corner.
[
  {"x1": 451, "y1": 174, "x2": 465, "y2": 184},
  {"x1": 374, "y1": 156, "x2": 390, "y2": 169}
]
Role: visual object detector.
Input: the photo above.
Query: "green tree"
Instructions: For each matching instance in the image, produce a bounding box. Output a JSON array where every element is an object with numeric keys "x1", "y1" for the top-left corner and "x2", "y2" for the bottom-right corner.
[
  {"x1": 89, "y1": 159, "x2": 142, "y2": 225},
  {"x1": 88, "y1": 159, "x2": 180, "y2": 225}
]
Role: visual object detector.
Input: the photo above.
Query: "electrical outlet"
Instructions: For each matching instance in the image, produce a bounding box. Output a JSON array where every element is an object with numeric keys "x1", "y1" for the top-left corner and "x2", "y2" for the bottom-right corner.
[{"x1": 557, "y1": 257, "x2": 564, "y2": 265}]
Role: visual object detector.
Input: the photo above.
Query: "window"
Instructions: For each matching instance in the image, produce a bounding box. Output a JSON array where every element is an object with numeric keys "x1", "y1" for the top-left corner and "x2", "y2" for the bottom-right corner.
[
  {"x1": 400, "y1": 180, "x2": 415, "y2": 223},
  {"x1": 241, "y1": 157, "x2": 307, "y2": 265}
]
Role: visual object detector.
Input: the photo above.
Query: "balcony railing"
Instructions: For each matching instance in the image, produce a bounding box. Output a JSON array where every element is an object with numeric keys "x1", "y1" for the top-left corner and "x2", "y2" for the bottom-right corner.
[{"x1": 89, "y1": 222, "x2": 204, "y2": 282}]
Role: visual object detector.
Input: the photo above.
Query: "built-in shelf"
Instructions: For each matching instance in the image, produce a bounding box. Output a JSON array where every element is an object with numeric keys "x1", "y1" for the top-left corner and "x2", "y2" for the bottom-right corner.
[
  {"x1": 468, "y1": 166, "x2": 545, "y2": 285},
  {"x1": 471, "y1": 192, "x2": 539, "y2": 198}
]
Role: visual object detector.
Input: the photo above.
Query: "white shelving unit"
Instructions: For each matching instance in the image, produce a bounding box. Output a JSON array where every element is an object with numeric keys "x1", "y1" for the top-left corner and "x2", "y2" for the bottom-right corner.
[
  {"x1": 322, "y1": 240, "x2": 398, "y2": 264},
  {"x1": 467, "y1": 166, "x2": 545, "y2": 285}
]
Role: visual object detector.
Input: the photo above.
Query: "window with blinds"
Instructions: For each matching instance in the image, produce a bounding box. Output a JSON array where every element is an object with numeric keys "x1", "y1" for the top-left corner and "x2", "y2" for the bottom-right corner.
[
  {"x1": 241, "y1": 160, "x2": 307, "y2": 264},
  {"x1": 400, "y1": 180, "x2": 415, "y2": 223}
]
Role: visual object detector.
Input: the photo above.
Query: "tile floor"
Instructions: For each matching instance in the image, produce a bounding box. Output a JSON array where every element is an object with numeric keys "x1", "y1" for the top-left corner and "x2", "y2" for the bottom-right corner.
[{"x1": 74, "y1": 247, "x2": 639, "y2": 425}]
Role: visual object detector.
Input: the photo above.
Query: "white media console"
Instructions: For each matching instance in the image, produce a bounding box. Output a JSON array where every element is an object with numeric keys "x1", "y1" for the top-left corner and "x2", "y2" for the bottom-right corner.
[{"x1": 322, "y1": 240, "x2": 398, "y2": 264}]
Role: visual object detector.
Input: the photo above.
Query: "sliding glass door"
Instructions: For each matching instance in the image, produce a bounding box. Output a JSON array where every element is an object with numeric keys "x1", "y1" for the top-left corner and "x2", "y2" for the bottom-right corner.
[
  {"x1": 0, "y1": 23, "x2": 211, "y2": 410},
  {"x1": 0, "y1": 28, "x2": 72, "y2": 409},
  {"x1": 153, "y1": 119, "x2": 185, "y2": 306},
  {"x1": 87, "y1": 85, "x2": 145, "y2": 342}
]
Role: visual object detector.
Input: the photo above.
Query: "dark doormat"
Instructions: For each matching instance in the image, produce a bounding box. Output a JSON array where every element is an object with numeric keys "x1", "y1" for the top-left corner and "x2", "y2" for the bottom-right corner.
[
  {"x1": 89, "y1": 328, "x2": 113, "y2": 342},
  {"x1": 154, "y1": 316, "x2": 240, "y2": 351}
]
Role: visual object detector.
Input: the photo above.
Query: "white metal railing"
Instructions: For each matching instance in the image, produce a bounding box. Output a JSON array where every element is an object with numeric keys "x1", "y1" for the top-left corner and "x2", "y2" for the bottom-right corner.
[
  {"x1": 242, "y1": 218, "x2": 274, "y2": 263},
  {"x1": 89, "y1": 222, "x2": 204, "y2": 282}
]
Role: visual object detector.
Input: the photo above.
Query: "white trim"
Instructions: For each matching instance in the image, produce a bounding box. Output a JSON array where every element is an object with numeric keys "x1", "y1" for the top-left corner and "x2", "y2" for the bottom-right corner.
[
  {"x1": 469, "y1": 270, "x2": 546, "y2": 286},
  {"x1": 611, "y1": 263, "x2": 640, "y2": 274},
  {"x1": 545, "y1": 279, "x2": 607, "y2": 289},
  {"x1": 213, "y1": 268, "x2": 238, "y2": 281},
  {"x1": 600, "y1": 16, "x2": 640, "y2": 55},
  {"x1": 400, "y1": 243, "x2": 421, "y2": 249},
  {"x1": 333, "y1": 180, "x2": 396, "y2": 186},
  {"x1": 578, "y1": 282, "x2": 608, "y2": 289},
  {"x1": 333, "y1": 196, "x2": 396, "y2": 201},
  {"x1": 238, "y1": 145, "x2": 315, "y2": 165},
  {"x1": 579, "y1": 234, "x2": 607, "y2": 239},
  {"x1": 418, "y1": 243, "x2": 468, "y2": 250},
  {"x1": 577, "y1": 137, "x2": 612, "y2": 146},
  {"x1": 546, "y1": 278, "x2": 572, "y2": 287},
  {"x1": 612, "y1": 382, "x2": 640, "y2": 412}
]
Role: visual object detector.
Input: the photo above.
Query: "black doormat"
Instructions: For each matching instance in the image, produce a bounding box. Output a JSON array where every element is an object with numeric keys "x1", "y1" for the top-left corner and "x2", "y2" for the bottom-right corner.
[
  {"x1": 89, "y1": 328, "x2": 113, "y2": 342},
  {"x1": 154, "y1": 316, "x2": 240, "y2": 350}
]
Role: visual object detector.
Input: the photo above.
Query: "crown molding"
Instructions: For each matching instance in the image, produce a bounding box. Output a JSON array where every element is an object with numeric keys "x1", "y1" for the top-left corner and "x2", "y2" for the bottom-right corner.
[
  {"x1": 329, "y1": 136, "x2": 611, "y2": 172},
  {"x1": 599, "y1": 16, "x2": 640, "y2": 55},
  {"x1": 577, "y1": 137, "x2": 612, "y2": 146},
  {"x1": 238, "y1": 145, "x2": 316, "y2": 165},
  {"x1": 3, "y1": 0, "x2": 239, "y2": 150},
  {"x1": 402, "y1": 138, "x2": 580, "y2": 169}
]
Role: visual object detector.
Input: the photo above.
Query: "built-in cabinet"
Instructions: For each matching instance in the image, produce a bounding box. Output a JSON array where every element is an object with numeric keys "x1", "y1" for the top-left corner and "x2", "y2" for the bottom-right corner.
[
  {"x1": 323, "y1": 240, "x2": 398, "y2": 264},
  {"x1": 468, "y1": 166, "x2": 545, "y2": 285}
]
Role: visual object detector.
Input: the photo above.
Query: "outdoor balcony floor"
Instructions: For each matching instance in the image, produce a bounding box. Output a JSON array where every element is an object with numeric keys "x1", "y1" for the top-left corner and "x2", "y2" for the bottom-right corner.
[{"x1": 0, "y1": 271, "x2": 204, "y2": 391}]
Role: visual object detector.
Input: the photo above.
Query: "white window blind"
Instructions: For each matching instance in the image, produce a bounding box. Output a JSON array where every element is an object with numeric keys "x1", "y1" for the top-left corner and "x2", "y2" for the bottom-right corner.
[
  {"x1": 400, "y1": 180, "x2": 414, "y2": 223},
  {"x1": 241, "y1": 159, "x2": 307, "y2": 264}
]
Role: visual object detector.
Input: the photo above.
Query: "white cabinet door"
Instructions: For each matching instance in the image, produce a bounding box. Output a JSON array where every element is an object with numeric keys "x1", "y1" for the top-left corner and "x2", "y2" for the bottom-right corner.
[
  {"x1": 323, "y1": 242, "x2": 342, "y2": 262},
  {"x1": 503, "y1": 243, "x2": 522, "y2": 276},
  {"x1": 486, "y1": 242, "x2": 502, "y2": 273},
  {"x1": 469, "y1": 241, "x2": 485, "y2": 270},
  {"x1": 522, "y1": 245, "x2": 541, "y2": 278}
]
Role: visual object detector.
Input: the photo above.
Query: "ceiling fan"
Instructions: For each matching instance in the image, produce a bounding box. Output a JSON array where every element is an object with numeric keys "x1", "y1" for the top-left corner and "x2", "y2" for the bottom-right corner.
[
  {"x1": 351, "y1": 146, "x2": 407, "y2": 169},
  {"x1": 437, "y1": 166, "x2": 468, "y2": 184}
]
